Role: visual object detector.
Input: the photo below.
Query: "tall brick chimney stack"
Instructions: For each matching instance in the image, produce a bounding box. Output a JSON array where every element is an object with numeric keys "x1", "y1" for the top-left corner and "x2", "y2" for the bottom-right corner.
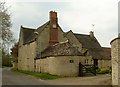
[{"x1": 49, "y1": 11, "x2": 58, "y2": 45}]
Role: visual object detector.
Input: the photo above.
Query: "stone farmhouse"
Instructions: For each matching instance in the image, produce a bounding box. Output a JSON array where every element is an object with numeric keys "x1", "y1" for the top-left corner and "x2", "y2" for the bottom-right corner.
[{"x1": 13, "y1": 11, "x2": 111, "y2": 76}]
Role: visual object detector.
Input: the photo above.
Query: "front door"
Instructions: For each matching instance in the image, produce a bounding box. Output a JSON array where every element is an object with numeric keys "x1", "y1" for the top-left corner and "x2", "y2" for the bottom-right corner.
[{"x1": 94, "y1": 59, "x2": 98, "y2": 66}]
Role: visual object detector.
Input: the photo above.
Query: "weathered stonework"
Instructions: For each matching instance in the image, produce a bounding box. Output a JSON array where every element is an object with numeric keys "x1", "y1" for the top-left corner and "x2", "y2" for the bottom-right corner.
[
  {"x1": 65, "y1": 31, "x2": 83, "y2": 52},
  {"x1": 36, "y1": 25, "x2": 67, "y2": 53},
  {"x1": 35, "y1": 56, "x2": 93, "y2": 76},
  {"x1": 16, "y1": 11, "x2": 111, "y2": 77},
  {"x1": 111, "y1": 37, "x2": 120, "y2": 86},
  {"x1": 18, "y1": 41, "x2": 36, "y2": 71}
]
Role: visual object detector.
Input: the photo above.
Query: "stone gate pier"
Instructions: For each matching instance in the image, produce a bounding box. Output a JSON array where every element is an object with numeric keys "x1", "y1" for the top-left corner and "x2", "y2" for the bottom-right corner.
[{"x1": 111, "y1": 36, "x2": 120, "y2": 87}]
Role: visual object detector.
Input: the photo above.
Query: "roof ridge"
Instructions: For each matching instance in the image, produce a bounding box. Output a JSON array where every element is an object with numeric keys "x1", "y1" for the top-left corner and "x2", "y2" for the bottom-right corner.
[
  {"x1": 102, "y1": 47, "x2": 111, "y2": 49},
  {"x1": 21, "y1": 21, "x2": 50, "y2": 45},
  {"x1": 37, "y1": 21, "x2": 50, "y2": 30},
  {"x1": 36, "y1": 21, "x2": 50, "y2": 34},
  {"x1": 74, "y1": 33, "x2": 89, "y2": 36},
  {"x1": 21, "y1": 26, "x2": 36, "y2": 30},
  {"x1": 73, "y1": 32, "x2": 101, "y2": 49}
]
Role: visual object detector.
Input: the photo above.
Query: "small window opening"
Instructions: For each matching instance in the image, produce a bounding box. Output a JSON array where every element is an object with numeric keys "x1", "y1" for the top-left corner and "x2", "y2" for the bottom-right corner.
[{"x1": 69, "y1": 60, "x2": 74, "y2": 63}]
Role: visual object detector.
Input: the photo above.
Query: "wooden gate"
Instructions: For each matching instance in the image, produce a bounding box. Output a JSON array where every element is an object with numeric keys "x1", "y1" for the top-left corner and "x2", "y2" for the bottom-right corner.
[{"x1": 79, "y1": 63, "x2": 97, "y2": 76}]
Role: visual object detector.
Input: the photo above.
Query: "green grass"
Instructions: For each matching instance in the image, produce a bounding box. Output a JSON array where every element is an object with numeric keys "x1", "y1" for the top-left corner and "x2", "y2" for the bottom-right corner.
[{"x1": 12, "y1": 69, "x2": 63, "y2": 80}]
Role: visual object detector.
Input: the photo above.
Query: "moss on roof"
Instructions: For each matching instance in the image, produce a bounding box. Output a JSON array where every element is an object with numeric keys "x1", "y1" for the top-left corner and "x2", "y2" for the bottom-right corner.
[{"x1": 37, "y1": 42, "x2": 83, "y2": 58}]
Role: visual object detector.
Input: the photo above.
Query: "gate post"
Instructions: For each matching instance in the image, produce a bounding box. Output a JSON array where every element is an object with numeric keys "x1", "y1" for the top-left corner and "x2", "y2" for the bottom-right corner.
[
  {"x1": 92, "y1": 65, "x2": 96, "y2": 76},
  {"x1": 111, "y1": 36, "x2": 120, "y2": 86},
  {"x1": 79, "y1": 62, "x2": 83, "y2": 76}
]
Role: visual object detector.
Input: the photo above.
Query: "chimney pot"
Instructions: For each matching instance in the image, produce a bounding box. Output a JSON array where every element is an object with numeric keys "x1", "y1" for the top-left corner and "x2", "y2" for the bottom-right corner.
[{"x1": 49, "y1": 11, "x2": 57, "y2": 20}]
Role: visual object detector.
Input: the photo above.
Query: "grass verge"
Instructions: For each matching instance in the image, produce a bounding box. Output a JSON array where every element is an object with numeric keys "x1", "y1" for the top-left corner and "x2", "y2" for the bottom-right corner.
[{"x1": 12, "y1": 69, "x2": 63, "y2": 80}]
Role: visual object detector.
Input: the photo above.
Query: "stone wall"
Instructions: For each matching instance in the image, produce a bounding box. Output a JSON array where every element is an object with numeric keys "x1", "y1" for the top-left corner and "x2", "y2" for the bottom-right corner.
[
  {"x1": 66, "y1": 31, "x2": 82, "y2": 51},
  {"x1": 58, "y1": 27, "x2": 68, "y2": 42},
  {"x1": 37, "y1": 25, "x2": 50, "y2": 53},
  {"x1": 65, "y1": 31, "x2": 87, "y2": 54},
  {"x1": 35, "y1": 56, "x2": 93, "y2": 76},
  {"x1": 37, "y1": 25, "x2": 67, "y2": 53},
  {"x1": 111, "y1": 37, "x2": 120, "y2": 86},
  {"x1": 18, "y1": 41, "x2": 36, "y2": 71}
]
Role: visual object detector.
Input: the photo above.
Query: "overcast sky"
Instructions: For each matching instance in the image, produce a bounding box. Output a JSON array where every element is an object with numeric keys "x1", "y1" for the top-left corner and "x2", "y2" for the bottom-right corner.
[{"x1": 5, "y1": 0, "x2": 119, "y2": 47}]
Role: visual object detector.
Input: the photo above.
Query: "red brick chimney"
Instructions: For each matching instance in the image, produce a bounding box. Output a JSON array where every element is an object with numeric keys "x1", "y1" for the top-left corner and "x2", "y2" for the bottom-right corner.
[{"x1": 49, "y1": 11, "x2": 58, "y2": 45}]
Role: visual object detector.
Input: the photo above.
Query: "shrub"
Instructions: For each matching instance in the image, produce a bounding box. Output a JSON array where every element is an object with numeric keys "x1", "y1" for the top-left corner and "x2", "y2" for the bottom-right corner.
[
  {"x1": 97, "y1": 68, "x2": 110, "y2": 74},
  {"x1": 96, "y1": 68, "x2": 101, "y2": 73}
]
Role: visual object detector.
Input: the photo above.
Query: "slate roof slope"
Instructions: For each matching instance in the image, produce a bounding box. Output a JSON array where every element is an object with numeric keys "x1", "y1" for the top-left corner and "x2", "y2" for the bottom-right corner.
[
  {"x1": 21, "y1": 21, "x2": 49, "y2": 44},
  {"x1": 21, "y1": 26, "x2": 36, "y2": 44},
  {"x1": 73, "y1": 33, "x2": 105, "y2": 59},
  {"x1": 21, "y1": 21, "x2": 63, "y2": 45},
  {"x1": 74, "y1": 33, "x2": 101, "y2": 49},
  {"x1": 83, "y1": 47, "x2": 111, "y2": 60},
  {"x1": 36, "y1": 21, "x2": 50, "y2": 34},
  {"x1": 37, "y1": 42, "x2": 83, "y2": 58},
  {"x1": 92, "y1": 47, "x2": 111, "y2": 60},
  {"x1": 87, "y1": 48, "x2": 104, "y2": 59}
]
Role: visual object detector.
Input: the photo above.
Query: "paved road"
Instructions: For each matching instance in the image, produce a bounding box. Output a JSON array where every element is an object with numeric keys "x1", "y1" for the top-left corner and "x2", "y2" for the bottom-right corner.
[
  {"x1": 2, "y1": 67, "x2": 112, "y2": 86},
  {"x1": 45, "y1": 74, "x2": 112, "y2": 85},
  {"x1": 2, "y1": 67, "x2": 47, "y2": 85}
]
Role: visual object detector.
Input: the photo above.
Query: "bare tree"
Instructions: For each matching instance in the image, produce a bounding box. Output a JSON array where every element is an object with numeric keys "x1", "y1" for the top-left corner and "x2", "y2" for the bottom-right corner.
[
  {"x1": 0, "y1": 1, "x2": 15, "y2": 66},
  {"x1": 0, "y1": 1, "x2": 14, "y2": 50}
]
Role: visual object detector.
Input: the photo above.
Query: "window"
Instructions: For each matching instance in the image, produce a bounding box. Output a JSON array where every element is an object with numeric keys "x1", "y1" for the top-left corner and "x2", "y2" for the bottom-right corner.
[{"x1": 69, "y1": 60, "x2": 74, "y2": 63}]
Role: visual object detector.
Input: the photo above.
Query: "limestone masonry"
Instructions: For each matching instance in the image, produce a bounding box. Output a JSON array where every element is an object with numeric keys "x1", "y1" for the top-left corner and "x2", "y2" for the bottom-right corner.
[
  {"x1": 111, "y1": 36, "x2": 120, "y2": 86},
  {"x1": 11, "y1": 11, "x2": 111, "y2": 76}
]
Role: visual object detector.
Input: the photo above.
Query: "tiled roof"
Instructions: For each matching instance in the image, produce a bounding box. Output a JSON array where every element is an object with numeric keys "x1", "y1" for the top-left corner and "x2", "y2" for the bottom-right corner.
[
  {"x1": 73, "y1": 33, "x2": 105, "y2": 59},
  {"x1": 20, "y1": 22, "x2": 111, "y2": 60},
  {"x1": 74, "y1": 33, "x2": 101, "y2": 49},
  {"x1": 21, "y1": 21, "x2": 49, "y2": 44},
  {"x1": 37, "y1": 42, "x2": 83, "y2": 58},
  {"x1": 86, "y1": 47, "x2": 111, "y2": 60},
  {"x1": 87, "y1": 48, "x2": 103, "y2": 59},
  {"x1": 21, "y1": 26, "x2": 36, "y2": 44}
]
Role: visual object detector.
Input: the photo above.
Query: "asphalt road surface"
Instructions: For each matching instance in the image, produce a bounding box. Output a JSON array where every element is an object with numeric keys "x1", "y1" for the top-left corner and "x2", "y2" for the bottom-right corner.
[
  {"x1": 2, "y1": 67, "x2": 47, "y2": 85},
  {"x1": 2, "y1": 67, "x2": 112, "y2": 86}
]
